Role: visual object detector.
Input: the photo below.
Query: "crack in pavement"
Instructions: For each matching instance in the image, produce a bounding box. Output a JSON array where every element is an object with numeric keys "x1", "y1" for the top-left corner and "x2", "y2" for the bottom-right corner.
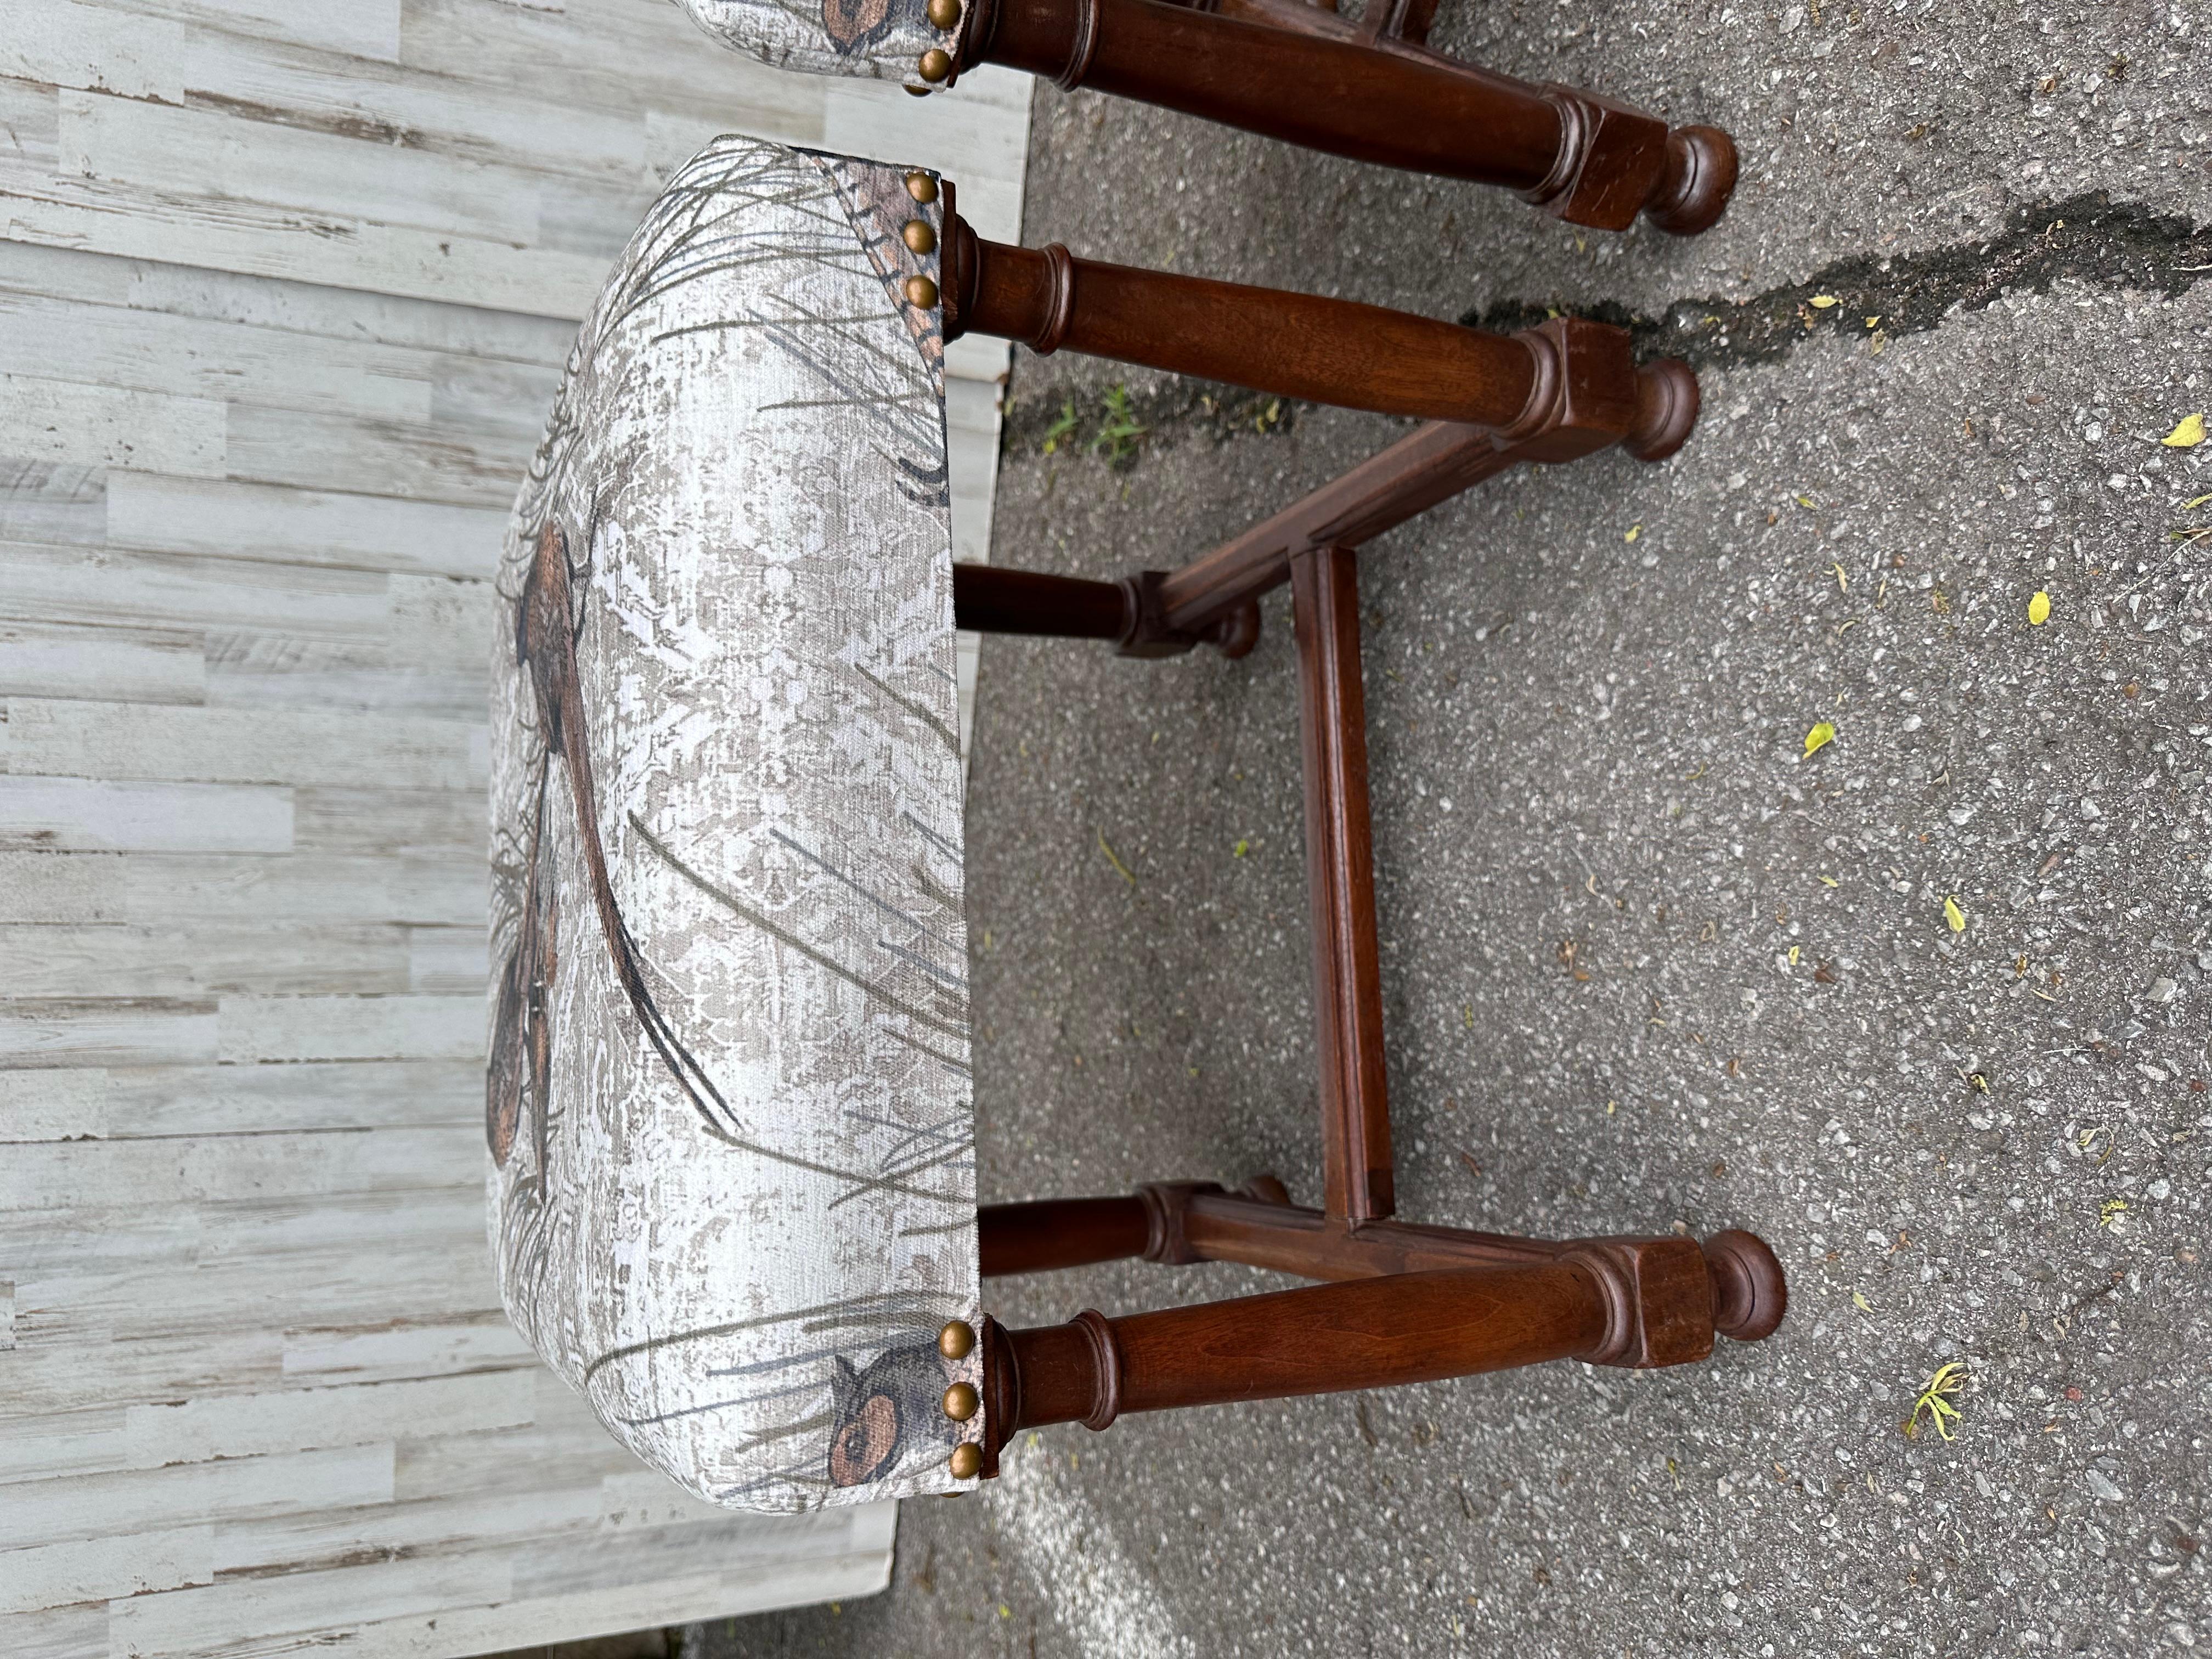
[{"x1": 1464, "y1": 191, "x2": 2212, "y2": 369}]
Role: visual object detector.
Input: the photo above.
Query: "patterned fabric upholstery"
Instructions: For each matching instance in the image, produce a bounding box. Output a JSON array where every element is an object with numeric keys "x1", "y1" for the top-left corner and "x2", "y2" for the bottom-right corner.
[
  {"x1": 672, "y1": 0, "x2": 947, "y2": 83},
  {"x1": 487, "y1": 137, "x2": 982, "y2": 1514}
]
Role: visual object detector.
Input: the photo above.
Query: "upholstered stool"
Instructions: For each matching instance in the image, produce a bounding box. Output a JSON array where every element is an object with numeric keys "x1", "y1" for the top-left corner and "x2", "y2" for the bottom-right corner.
[
  {"x1": 487, "y1": 135, "x2": 1781, "y2": 1514},
  {"x1": 673, "y1": 0, "x2": 1738, "y2": 235}
]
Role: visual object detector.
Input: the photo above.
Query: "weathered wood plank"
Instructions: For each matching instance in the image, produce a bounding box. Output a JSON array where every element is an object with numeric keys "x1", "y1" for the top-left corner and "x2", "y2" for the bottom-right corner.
[
  {"x1": 105, "y1": 1551, "x2": 515, "y2": 1658},
  {"x1": 24, "y1": 1245, "x2": 501, "y2": 1353},
  {"x1": 0, "y1": 1444, "x2": 396, "y2": 1551},
  {"x1": 0, "y1": 1524, "x2": 216, "y2": 1618},
  {"x1": 294, "y1": 790, "x2": 485, "y2": 859},
  {"x1": 0, "y1": 1127, "x2": 481, "y2": 1209},
  {"x1": 0, "y1": 851, "x2": 120, "y2": 924},
  {"x1": 0, "y1": 924, "x2": 411, "y2": 998},
  {"x1": 0, "y1": 1066, "x2": 112, "y2": 1139},
  {"x1": 115, "y1": 1059, "x2": 479, "y2": 1135},
  {"x1": 0, "y1": 459, "x2": 104, "y2": 548},
  {"x1": 3, "y1": 851, "x2": 481, "y2": 927},
  {"x1": 405, "y1": 926, "x2": 486, "y2": 996},
  {"x1": 281, "y1": 1314, "x2": 531, "y2": 1388},
  {"x1": 202, "y1": 653, "x2": 487, "y2": 723},
  {"x1": 115, "y1": 0, "x2": 406, "y2": 65},
  {"x1": 0, "y1": 290, "x2": 438, "y2": 425},
  {"x1": 0, "y1": 373, "x2": 225, "y2": 478},
  {"x1": 0, "y1": 240, "x2": 573, "y2": 368},
  {"x1": 1, "y1": 1061, "x2": 481, "y2": 1143},
  {"x1": 105, "y1": 475, "x2": 506, "y2": 582},
  {"x1": 8, "y1": 0, "x2": 643, "y2": 184},
  {"x1": 0, "y1": 1600, "x2": 105, "y2": 1659},
  {"x1": 0, "y1": 539, "x2": 391, "y2": 639},
  {"x1": 209, "y1": 1486, "x2": 600, "y2": 1583},
  {"x1": 223, "y1": 403, "x2": 529, "y2": 507},
  {"x1": 167, "y1": 1541, "x2": 889, "y2": 1659},
  {"x1": 0, "y1": 622, "x2": 207, "y2": 706},
  {"x1": 1, "y1": 165, "x2": 609, "y2": 322},
  {"x1": 0, "y1": 776, "x2": 293, "y2": 854},
  {"x1": 1, "y1": 699, "x2": 484, "y2": 789},
  {"x1": 216, "y1": 995, "x2": 481, "y2": 1064},
  {"x1": 60, "y1": 89, "x2": 540, "y2": 246},
  {"x1": 0, "y1": 1000, "x2": 218, "y2": 1069},
  {"x1": 0, "y1": 1328, "x2": 285, "y2": 1425}
]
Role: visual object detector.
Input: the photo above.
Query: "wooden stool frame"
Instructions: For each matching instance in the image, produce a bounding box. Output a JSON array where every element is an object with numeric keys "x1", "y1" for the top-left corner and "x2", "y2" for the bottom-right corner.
[
  {"x1": 923, "y1": 199, "x2": 1787, "y2": 1480},
  {"x1": 932, "y1": 0, "x2": 1738, "y2": 235}
]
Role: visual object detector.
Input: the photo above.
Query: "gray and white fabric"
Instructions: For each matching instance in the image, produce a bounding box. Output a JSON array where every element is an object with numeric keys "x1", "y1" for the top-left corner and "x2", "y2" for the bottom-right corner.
[
  {"x1": 487, "y1": 136, "x2": 982, "y2": 1514},
  {"x1": 673, "y1": 0, "x2": 946, "y2": 83}
]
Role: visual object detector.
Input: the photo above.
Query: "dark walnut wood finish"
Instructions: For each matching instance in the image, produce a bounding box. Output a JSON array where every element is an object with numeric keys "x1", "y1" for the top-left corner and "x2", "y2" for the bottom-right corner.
[
  {"x1": 941, "y1": 0, "x2": 1735, "y2": 234},
  {"x1": 927, "y1": 188, "x2": 1782, "y2": 1484}
]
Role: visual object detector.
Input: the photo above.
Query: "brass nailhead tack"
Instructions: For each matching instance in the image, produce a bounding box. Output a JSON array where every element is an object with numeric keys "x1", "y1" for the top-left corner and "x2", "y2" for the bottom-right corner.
[
  {"x1": 904, "y1": 274, "x2": 940, "y2": 309},
  {"x1": 942, "y1": 1381, "x2": 979, "y2": 1421},
  {"x1": 937, "y1": 1319, "x2": 975, "y2": 1360},
  {"x1": 926, "y1": 0, "x2": 962, "y2": 27},
  {"x1": 917, "y1": 47, "x2": 952, "y2": 82},
  {"x1": 905, "y1": 171, "x2": 940, "y2": 204},
  {"x1": 902, "y1": 219, "x2": 938, "y2": 256},
  {"x1": 947, "y1": 1442, "x2": 983, "y2": 1480}
]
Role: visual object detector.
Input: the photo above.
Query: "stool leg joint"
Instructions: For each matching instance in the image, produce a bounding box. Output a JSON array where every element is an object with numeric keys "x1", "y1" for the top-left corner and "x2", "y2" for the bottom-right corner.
[{"x1": 1117, "y1": 571, "x2": 1262, "y2": 658}]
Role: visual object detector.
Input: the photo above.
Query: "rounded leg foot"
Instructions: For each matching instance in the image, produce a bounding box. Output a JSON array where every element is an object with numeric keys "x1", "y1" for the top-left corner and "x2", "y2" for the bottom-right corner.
[
  {"x1": 1703, "y1": 1229, "x2": 1787, "y2": 1342},
  {"x1": 1645, "y1": 126, "x2": 1738, "y2": 237},
  {"x1": 1624, "y1": 358, "x2": 1700, "y2": 462}
]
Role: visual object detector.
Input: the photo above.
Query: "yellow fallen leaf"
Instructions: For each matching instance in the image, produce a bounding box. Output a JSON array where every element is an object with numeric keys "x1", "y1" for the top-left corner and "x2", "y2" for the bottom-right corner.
[
  {"x1": 1853, "y1": 1291, "x2": 1874, "y2": 1314},
  {"x1": 2185, "y1": 493, "x2": 2212, "y2": 510},
  {"x1": 1820, "y1": 875, "x2": 1839, "y2": 888},
  {"x1": 1788, "y1": 945, "x2": 1802, "y2": 966},
  {"x1": 1810, "y1": 294, "x2": 1838, "y2": 308},
  {"x1": 1864, "y1": 316, "x2": 1881, "y2": 329},
  {"x1": 2162, "y1": 413, "x2": 2207, "y2": 448},
  {"x1": 2098, "y1": 1198, "x2": 2128, "y2": 1231},
  {"x1": 1904, "y1": 1361, "x2": 1967, "y2": 1441},
  {"x1": 1096, "y1": 828, "x2": 1136, "y2": 887},
  {"x1": 1803, "y1": 721, "x2": 1836, "y2": 757},
  {"x1": 2027, "y1": 589, "x2": 2052, "y2": 626},
  {"x1": 1830, "y1": 562, "x2": 1848, "y2": 592},
  {"x1": 1943, "y1": 895, "x2": 1967, "y2": 933},
  {"x1": 1232, "y1": 838, "x2": 1249, "y2": 858},
  {"x1": 1624, "y1": 523, "x2": 1641, "y2": 543}
]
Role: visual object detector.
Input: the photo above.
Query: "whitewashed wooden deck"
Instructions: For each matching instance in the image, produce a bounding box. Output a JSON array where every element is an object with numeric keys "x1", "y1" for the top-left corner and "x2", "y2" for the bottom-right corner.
[{"x1": 0, "y1": 2, "x2": 1025, "y2": 1653}]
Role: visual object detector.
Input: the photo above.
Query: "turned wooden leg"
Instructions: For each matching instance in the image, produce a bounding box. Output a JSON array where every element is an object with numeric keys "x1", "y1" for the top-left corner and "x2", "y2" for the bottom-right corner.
[
  {"x1": 950, "y1": 0, "x2": 1735, "y2": 233},
  {"x1": 941, "y1": 202, "x2": 1538, "y2": 428},
  {"x1": 980, "y1": 1260, "x2": 1617, "y2": 1458},
  {"x1": 938, "y1": 215, "x2": 1695, "y2": 488}
]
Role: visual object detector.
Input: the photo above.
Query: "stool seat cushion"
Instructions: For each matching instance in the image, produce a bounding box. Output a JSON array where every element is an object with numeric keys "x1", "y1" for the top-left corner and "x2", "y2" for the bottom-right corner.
[
  {"x1": 487, "y1": 136, "x2": 983, "y2": 1514},
  {"x1": 673, "y1": 0, "x2": 945, "y2": 83}
]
